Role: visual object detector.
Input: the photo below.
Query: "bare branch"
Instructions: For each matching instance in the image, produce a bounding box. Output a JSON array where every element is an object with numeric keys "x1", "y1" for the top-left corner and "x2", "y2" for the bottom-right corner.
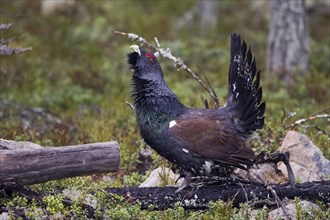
[
  {"x1": 113, "y1": 30, "x2": 220, "y2": 107},
  {"x1": 154, "y1": 37, "x2": 160, "y2": 48},
  {"x1": 0, "y1": 44, "x2": 32, "y2": 56},
  {"x1": 0, "y1": 23, "x2": 32, "y2": 56},
  {"x1": 284, "y1": 113, "x2": 330, "y2": 130}
]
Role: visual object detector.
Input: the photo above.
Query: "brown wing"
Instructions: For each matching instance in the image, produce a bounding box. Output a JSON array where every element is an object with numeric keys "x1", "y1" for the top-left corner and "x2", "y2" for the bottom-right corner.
[{"x1": 169, "y1": 111, "x2": 255, "y2": 167}]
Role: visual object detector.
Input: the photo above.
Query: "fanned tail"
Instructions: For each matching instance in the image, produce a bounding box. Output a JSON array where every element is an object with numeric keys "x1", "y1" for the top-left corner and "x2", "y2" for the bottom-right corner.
[{"x1": 225, "y1": 33, "x2": 265, "y2": 135}]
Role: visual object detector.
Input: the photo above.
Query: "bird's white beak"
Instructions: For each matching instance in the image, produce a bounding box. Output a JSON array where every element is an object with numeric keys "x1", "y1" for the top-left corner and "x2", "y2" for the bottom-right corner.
[{"x1": 130, "y1": 45, "x2": 141, "y2": 56}]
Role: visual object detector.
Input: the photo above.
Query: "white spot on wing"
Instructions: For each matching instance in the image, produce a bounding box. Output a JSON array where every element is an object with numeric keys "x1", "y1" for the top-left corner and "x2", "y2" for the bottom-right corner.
[
  {"x1": 182, "y1": 148, "x2": 189, "y2": 153},
  {"x1": 169, "y1": 120, "x2": 177, "y2": 128}
]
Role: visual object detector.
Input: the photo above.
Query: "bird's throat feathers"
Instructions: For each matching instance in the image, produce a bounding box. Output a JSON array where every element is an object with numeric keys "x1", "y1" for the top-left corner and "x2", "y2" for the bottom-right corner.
[{"x1": 131, "y1": 75, "x2": 184, "y2": 129}]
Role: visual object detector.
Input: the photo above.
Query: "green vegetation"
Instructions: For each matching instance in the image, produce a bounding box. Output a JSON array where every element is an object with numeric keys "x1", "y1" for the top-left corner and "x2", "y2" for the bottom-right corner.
[{"x1": 1, "y1": 1, "x2": 329, "y2": 219}]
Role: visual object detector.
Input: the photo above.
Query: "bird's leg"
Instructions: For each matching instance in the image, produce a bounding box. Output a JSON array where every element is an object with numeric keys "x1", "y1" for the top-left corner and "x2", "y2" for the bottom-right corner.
[
  {"x1": 255, "y1": 151, "x2": 295, "y2": 186},
  {"x1": 174, "y1": 172, "x2": 184, "y2": 185},
  {"x1": 175, "y1": 172, "x2": 194, "y2": 193}
]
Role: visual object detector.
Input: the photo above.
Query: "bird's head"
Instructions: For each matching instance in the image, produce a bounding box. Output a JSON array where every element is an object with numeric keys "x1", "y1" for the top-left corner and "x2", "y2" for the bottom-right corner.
[{"x1": 128, "y1": 45, "x2": 163, "y2": 80}]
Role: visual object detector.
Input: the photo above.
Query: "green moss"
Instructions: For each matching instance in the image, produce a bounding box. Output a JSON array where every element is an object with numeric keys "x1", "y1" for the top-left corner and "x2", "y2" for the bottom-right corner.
[
  {"x1": 254, "y1": 206, "x2": 268, "y2": 220},
  {"x1": 208, "y1": 200, "x2": 234, "y2": 220},
  {"x1": 43, "y1": 195, "x2": 65, "y2": 215}
]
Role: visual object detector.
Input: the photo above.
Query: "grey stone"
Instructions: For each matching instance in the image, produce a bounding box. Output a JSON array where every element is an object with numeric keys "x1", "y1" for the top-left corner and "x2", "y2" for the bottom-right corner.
[
  {"x1": 0, "y1": 212, "x2": 9, "y2": 220},
  {"x1": 234, "y1": 163, "x2": 288, "y2": 184},
  {"x1": 268, "y1": 200, "x2": 320, "y2": 220},
  {"x1": 139, "y1": 167, "x2": 182, "y2": 187},
  {"x1": 278, "y1": 131, "x2": 330, "y2": 182}
]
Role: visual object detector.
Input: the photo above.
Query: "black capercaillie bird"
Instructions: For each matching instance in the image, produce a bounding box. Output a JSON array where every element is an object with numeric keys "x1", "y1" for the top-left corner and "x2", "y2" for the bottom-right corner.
[{"x1": 127, "y1": 33, "x2": 265, "y2": 191}]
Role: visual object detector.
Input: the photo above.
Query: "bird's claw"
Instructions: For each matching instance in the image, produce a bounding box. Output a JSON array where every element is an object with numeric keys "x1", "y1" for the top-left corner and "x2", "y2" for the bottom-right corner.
[{"x1": 175, "y1": 172, "x2": 197, "y2": 197}]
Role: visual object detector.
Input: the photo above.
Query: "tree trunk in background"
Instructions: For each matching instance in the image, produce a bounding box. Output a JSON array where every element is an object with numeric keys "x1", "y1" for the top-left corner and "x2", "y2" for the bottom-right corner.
[
  {"x1": 198, "y1": 0, "x2": 219, "y2": 35},
  {"x1": 267, "y1": 0, "x2": 309, "y2": 82},
  {"x1": 41, "y1": 0, "x2": 76, "y2": 15},
  {"x1": 174, "y1": 0, "x2": 219, "y2": 35}
]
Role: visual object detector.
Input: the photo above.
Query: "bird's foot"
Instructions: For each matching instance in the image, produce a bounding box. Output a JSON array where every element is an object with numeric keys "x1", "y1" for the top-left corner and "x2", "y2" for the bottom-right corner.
[
  {"x1": 175, "y1": 181, "x2": 194, "y2": 193},
  {"x1": 175, "y1": 172, "x2": 200, "y2": 198},
  {"x1": 176, "y1": 183, "x2": 197, "y2": 200},
  {"x1": 175, "y1": 172, "x2": 192, "y2": 193}
]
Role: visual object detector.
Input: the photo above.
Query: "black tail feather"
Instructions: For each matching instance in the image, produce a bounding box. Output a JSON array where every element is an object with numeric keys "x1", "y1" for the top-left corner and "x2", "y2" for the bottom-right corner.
[{"x1": 226, "y1": 33, "x2": 265, "y2": 135}]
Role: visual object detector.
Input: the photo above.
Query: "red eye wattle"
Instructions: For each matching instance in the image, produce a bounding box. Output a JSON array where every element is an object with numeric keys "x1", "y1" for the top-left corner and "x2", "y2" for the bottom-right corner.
[{"x1": 146, "y1": 53, "x2": 154, "y2": 61}]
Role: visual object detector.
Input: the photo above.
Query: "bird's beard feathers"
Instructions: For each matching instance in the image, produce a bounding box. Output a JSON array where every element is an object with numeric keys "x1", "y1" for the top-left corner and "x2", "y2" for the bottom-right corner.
[
  {"x1": 131, "y1": 74, "x2": 185, "y2": 130},
  {"x1": 127, "y1": 52, "x2": 139, "y2": 69}
]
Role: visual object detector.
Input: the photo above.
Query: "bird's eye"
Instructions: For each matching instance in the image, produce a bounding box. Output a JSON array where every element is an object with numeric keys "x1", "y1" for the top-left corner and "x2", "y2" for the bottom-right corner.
[{"x1": 146, "y1": 53, "x2": 154, "y2": 61}]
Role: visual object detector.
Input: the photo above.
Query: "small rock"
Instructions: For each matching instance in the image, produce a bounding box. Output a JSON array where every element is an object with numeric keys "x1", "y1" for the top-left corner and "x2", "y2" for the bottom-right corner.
[
  {"x1": 0, "y1": 139, "x2": 42, "y2": 150},
  {"x1": 278, "y1": 131, "x2": 330, "y2": 182},
  {"x1": 139, "y1": 167, "x2": 182, "y2": 187},
  {"x1": 268, "y1": 200, "x2": 320, "y2": 220},
  {"x1": 235, "y1": 163, "x2": 288, "y2": 184},
  {"x1": 0, "y1": 212, "x2": 9, "y2": 220}
]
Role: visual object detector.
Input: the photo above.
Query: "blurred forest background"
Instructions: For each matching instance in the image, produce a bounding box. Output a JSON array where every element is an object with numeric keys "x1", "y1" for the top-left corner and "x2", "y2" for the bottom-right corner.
[{"x1": 0, "y1": 0, "x2": 329, "y2": 218}]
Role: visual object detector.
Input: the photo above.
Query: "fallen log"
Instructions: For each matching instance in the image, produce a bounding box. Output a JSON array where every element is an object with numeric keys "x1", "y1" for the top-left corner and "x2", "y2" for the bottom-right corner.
[
  {"x1": 0, "y1": 140, "x2": 120, "y2": 185},
  {"x1": 106, "y1": 181, "x2": 330, "y2": 210}
]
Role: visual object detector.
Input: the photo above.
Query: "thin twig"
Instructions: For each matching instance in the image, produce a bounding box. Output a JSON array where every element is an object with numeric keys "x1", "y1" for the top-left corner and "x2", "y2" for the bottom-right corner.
[
  {"x1": 113, "y1": 30, "x2": 220, "y2": 107},
  {"x1": 256, "y1": 174, "x2": 290, "y2": 219},
  {"x1": 238, "y1": 181, "x2": 249, "y2": 202},
  {"x1": 267, "y1": 185, "x2": 291, "y2": 219},
  {"x1": 310, "y1": 107, "x2": 330, "y2": 116},
  {"x1": 198, "y1": 64, "x2": 220, "y2": 108},
  {"x1": 204, "y1": 99, "x2": 209, "y2": 109},
  {"x1": 125, "y1": 101, "x2": 135, "y2": 113},
  {"x1": 280, "y1": 108, "x2": 286, "y2": 125},
  {"x1": 284, "y1": 113, "x2": 330, "y2": 130},
  {"x1": 154, "y1": 37, "x2": 160, "y2": 48},
  {"x1": 0, "y1": 45, "x2": 32, "y2": 56}
]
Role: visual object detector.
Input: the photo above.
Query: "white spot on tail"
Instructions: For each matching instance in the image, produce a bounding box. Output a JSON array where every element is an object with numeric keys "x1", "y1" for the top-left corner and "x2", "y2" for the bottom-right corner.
[
  {"x1": 233, "y1": 83, "x2": 236, "y2": 92},
  {"x1": 169, "y1": 120, "x2": 176, "y2": 128},
  {"x1": 182, "y1": 148, "x2": 189, "y2": 153},
  {"x1": 203, "y1": 160, "x2": 214, "y2": 174}
]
